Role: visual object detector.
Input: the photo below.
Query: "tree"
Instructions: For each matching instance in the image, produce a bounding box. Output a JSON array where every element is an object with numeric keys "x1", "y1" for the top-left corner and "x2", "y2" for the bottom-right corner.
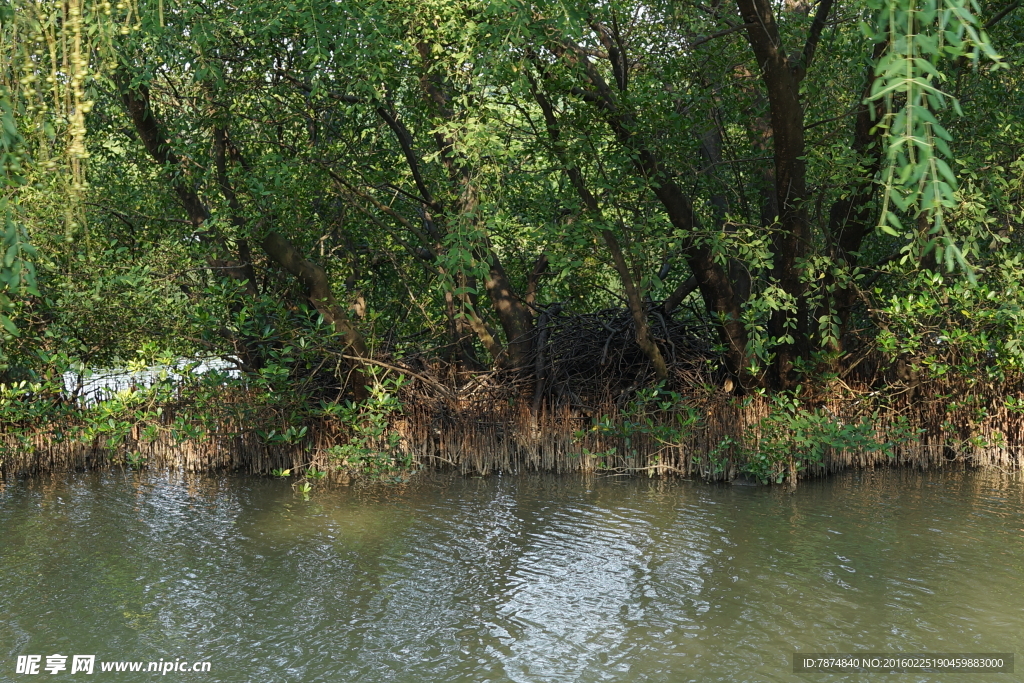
[{"x1": 1, "y1": 0, "x2": 1021, "y2": 401}]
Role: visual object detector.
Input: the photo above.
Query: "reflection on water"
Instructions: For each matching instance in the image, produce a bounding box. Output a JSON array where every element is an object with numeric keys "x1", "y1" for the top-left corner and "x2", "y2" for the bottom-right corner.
[{"x1": 1, "y1": 469, "x2": 1022, "y2": 682}]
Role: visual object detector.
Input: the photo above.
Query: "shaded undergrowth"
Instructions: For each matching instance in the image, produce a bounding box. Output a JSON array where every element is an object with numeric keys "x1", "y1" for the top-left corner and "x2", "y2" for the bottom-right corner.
[{"x1": 1, "y1": 308, "x2": 1022, "y2": 487}]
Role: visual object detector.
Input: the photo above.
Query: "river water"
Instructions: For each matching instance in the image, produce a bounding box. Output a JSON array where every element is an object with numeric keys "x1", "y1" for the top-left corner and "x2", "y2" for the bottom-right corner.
[{"x1": 1, "y1": 469, "x2": 1021, "y2": 682}]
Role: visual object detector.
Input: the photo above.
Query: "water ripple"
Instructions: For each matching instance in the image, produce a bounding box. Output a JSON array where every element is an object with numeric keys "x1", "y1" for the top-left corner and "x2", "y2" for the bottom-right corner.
[{"x1": 1, "y1": 470, "x2": 1022, "y2": 682}]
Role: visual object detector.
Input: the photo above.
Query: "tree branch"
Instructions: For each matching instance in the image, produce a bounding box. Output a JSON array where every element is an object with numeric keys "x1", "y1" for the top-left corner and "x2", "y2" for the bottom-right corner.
[
  {"x1": 525, "y1": 253, "x2": 549, "y2": 307},
  {"x1": 663, "y1": 277, "x2": 699, "y2": 314},
  {"x1": 374, "y1": 106, "x2": 441, "y2": 213},
  {"x1": 801, "y1": 0, "x2": 835, "y2": 75},
  {"x1": 986, "y1": 0, "x2": 1020, "y2": 29},
  {"x1": 688, "y1": 22, "x2": 758, "y2": 49}
]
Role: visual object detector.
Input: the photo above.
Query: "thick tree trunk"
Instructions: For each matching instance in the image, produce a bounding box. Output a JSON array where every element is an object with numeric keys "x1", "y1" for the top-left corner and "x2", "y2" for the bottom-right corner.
[
  {"x1": 483, "y1": 254, "x2": 535, "y2": 369},
  {"x1": 736, "y1": 0, "x2": 834, "y2": 388}
]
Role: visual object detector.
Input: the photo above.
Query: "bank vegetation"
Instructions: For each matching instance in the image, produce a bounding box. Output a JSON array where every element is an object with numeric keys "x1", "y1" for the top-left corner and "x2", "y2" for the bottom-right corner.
[{"x1": 1, "y1": 0, "x2": 1023, "y2": 485}]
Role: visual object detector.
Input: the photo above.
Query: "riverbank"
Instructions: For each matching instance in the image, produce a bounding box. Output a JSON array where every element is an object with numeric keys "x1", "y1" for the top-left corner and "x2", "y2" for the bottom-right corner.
[{"x1": 2, "y1": 373, "x2": 1021, "y2": 485}]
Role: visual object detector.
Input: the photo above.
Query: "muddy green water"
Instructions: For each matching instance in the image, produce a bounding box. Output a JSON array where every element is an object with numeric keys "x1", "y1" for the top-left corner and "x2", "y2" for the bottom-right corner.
[{"x1": 1, "y1": 469, "x2": 1022, "y2": 682}]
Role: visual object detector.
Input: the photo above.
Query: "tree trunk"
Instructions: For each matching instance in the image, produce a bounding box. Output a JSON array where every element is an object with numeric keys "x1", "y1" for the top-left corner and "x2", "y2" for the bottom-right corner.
[
  {"x1": 259, "y1": 231, "x2": 366, "y2": 355},
  {"x1": 120, "y1": 75, "x2": 370, "y2": 398},
  {"x1": 119, "y1": 79, "x2": 256, "y2": 293},
  {"x1": 416, "y1": 42, "x2": 536, "y2": 370},
  {"x1": 736, "y1": 0, "x2": 834, "y2": 388},
  {"x1": 529, "y1": 79, "x2": 668, "y2": 380},
  {"x1": 547, "y1": 44, "x2": 749, "y2": 383},
  {"x1": 820, "y1": 40, "x2": 889, "y2": 354}
]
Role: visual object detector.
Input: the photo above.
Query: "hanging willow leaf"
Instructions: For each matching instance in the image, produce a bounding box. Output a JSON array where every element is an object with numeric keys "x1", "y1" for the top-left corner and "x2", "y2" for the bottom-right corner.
[{"x1": 867, "y1": 0, "x2": 1005, "y2": 278}]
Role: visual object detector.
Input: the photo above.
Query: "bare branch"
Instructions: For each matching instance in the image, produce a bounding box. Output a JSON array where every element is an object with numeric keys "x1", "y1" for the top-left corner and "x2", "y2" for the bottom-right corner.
[
  {"x1": 986, "y1": 0, "x2": 1020, "y2": 29},
  {"x1": 801, "y1": 0, "x2": 835, "y2": 75},
  {"x1": 374, "y1": 106, "x2": 440, "y2": 212},
  {"x1": 688, "y1": 22, "x2": 757, "y2": 49}
]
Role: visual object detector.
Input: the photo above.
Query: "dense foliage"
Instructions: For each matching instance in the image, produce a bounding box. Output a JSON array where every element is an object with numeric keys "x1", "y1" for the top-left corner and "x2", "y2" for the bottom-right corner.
[{"x1": 1, "y1": 0, "x2": 1022, "y2": 414}]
